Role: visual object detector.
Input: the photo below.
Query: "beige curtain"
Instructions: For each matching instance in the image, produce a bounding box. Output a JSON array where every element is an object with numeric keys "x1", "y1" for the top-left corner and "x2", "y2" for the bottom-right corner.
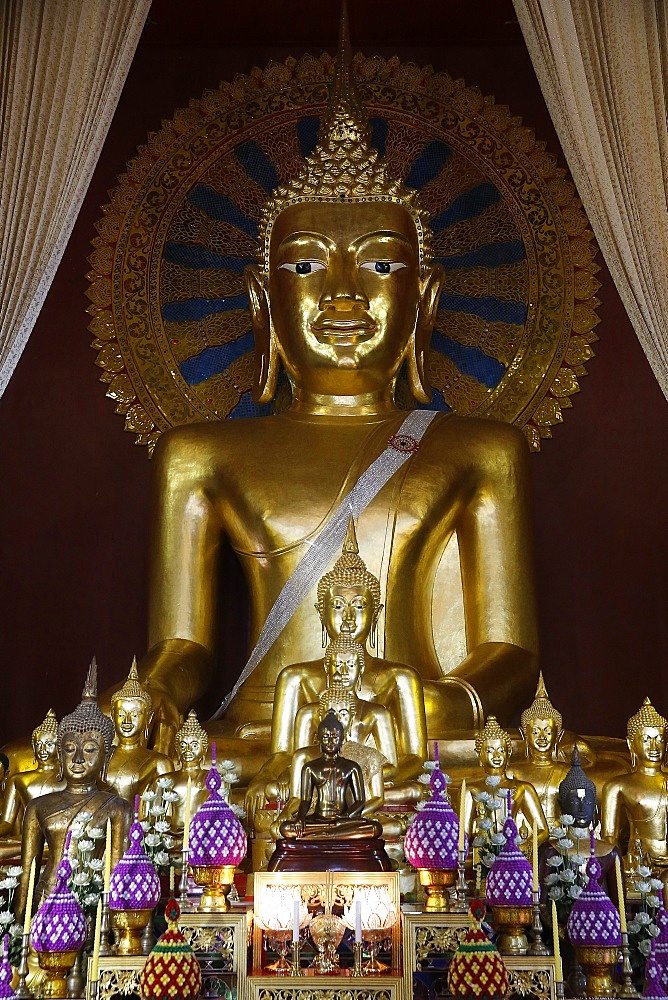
[
  {"x1": 514, "y1": 0, "x2": 668, "y2": 400},
  {"x1": 0, "y1": 0, "x2": 151, "y2": 398}
]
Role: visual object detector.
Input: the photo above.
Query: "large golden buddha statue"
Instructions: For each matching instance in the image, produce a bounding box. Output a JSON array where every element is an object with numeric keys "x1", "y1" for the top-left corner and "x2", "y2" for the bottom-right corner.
[
  {"x1": 134, "y1": 19, "x2": 537, "y2": 763},
  {"x1": 0, "y1": 710, "x2": 65, "y2": 861},
  {"x1": 105, "y1": 659, "x2": 173, "y2": 802},
  {"x1": 16, "y1": 663, "x2": 132, "y2": 919},
  {"x1": 601, "y1": 697, "x2": 668, "y2": 869}
]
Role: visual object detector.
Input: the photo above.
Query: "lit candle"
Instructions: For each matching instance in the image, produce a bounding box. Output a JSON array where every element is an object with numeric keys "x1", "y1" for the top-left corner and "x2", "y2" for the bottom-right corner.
[
  {"x1": 532, "y1": 819, "x2": 539, "y2": 893},
  {"x1": 355, "y1": 899, "x2": 362, "y2": 943},
  {"x1": 103, "y1": 817, "x2": 112, "y2": 895},
  {"x1": 90, "y1": 897, "x2": 102, "y2": 983},
  {"x1": 615, "y1": 854, "x2": 627, "y2": 934},
  {"x1": 551, "y1": 898, "x2": 563, "y2": 983},
  {"x1": 292, "y1": 898, "x2": 300, "y2": 943},
  {"x1": 458, "y1": 779, "x2": 466, "y2": 853},
  {"x1": 23, "y1": 858, "x2": 36, "y2": 936},
  {"x1": 183, "y1": 776, "x2": 192, "y2": 852}
]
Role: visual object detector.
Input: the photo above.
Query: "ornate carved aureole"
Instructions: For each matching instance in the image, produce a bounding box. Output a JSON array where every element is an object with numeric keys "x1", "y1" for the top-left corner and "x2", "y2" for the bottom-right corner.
[{"x1": 87, "y1": 53, "x2": 599, "y2": 455}]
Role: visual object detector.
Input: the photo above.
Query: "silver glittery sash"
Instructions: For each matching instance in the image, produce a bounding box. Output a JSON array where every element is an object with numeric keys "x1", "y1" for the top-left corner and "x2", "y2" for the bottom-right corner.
[{"x1": 211, "y1": 409, "x2": 438, "y2": 720}]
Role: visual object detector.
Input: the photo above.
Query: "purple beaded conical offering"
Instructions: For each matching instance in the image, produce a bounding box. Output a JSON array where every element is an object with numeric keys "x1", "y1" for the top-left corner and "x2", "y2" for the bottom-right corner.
[
  {"x1": 189, "y1": 755, "x2": 246, "y2": 867},
  {"x1": 30, "y1": 857, "x2": 87, "y2": 953},
  {"x1": 644, "y1": 938, "x2": 668, "y2": 999},
  {"x1": 404, "y1": 768, "x2": 465, "y2": 870},
  {"x1": 486, "y1": 817, "x2": 532, "y2": 907},
  {"x1": 109, "y1": 817, "x2": 161, "y2": 911},
  {"x1": 653, "y1": 890, "x2": 668, "y2": 991},
  {"x1": 567, "y1": 854, "x2": 621, "y2": 947},
  {"x1": 0, "y1": 935, "x2": 15, "y2": 999}
]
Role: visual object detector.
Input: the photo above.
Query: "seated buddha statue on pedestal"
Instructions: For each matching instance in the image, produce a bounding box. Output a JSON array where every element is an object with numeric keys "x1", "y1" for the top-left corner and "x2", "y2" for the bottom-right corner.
[
  {"x1": 0, "y1": 710, "x2": 64, "y2": 861},
  {"x1": 601, "y1": 697, "x2": 668, "y2": 871},
  {"x1": 511, "y1": 674, "x2": 569, "y2": 826},
  {"x1": 120, "y1": 17, "x2": 537, "y2": 768},
  {"x1": 15, "y1": 661, "x2": 131, "y2": 919},
  {"x1": 462, "y1": 715, "x2": 549, "y2": 846},
  {"x1": 104, "y1": 659, "x2": 174, "y2": 803},
  {"x1": 152, "y1": 709, "x2": 210, "y2": 834}
]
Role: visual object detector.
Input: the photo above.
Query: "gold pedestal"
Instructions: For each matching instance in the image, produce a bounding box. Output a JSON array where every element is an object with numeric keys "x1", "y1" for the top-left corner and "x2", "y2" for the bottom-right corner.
[
  {"x1": 574, "y1": 944, "x2": 619, "y2": 997},
  {"x1": 36, "y1": 949, "x2": 79, "y2": 999},
  {"x1": 488, "y1": 904, "x2": 533, "y2": 955},
  {"x1": 191, "y1": 864, "x2": 236, "y2": 912},
  {"x1": 418, "y1": 868, "x2": 457, "y2": 912},
  {"x1": 110, "y1": 908, "x2": 153, "y2": 956}
]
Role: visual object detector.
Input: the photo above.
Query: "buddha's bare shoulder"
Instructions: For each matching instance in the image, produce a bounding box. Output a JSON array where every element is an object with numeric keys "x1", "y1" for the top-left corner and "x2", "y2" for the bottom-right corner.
[
  {"x1": 424, "y1": 413, "x2": 530, "y2": 476},
  {"x1": 153, "y1": 416, "x2": 279, "y2": 474}
]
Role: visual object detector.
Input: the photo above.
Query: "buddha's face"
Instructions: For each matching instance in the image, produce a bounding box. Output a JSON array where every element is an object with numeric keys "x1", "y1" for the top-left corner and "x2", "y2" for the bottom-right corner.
[
  {"x1": 526, "y1": 717, "x2": 559, "y2": 756},
  {"x1": 481, "y1": 737, "x2": 508, "y2": 772},
  {"x1": 179, "y1": 734, "x2": 205, "y2": 765},
  {"x1": 112, "y1": 697, "x2": 148, "y2": 743},
  {"x1": 629, "y1": 725, "x2": 666, "y2": 766},
  {"x1": 61, "y1": 730, "x2": 105, "y2": 784},
  {"x1": 33, "y1": 733, "x2": 57, "y2": 765},
  {"x1": 319, "y1": 722, "x2": 344, "y2": 757},
  {"x1": 560, "y1": 786, "x2": 597, "y2": 829},
  {"x1": 325, "y1": 649, "x2": 361, "y2": 691},
  {"x1": 323, "y1": 583, "x2": 374, "y2": 643},
  {"x1": 265, "y1": 200, "x2": 430, "y2": 396}
]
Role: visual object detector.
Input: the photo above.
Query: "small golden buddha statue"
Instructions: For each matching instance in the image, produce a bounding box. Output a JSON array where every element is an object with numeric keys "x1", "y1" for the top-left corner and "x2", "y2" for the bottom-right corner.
[
  {"x1": 153, "y1": 710, "x2": 210, "y2": 833},
  {"x1": 16, "y1": 661, "x2": 132, "y2": 919},
  {"x1": 128, "y1": 15, "x2": 538, "y2": 759},
  {"x1": 601, "y1": 697, "x2": 668, "y2": 868},
  {"x1": 462, "y1": 715, "x2": 549, "y2": 846},
  {"x1": 0, "y1": 710, "x2": 64, "y2": 860},
  {"x1": 511, "y1": 673, "x2": 569, "y2": 825},
  {"x1": 244, "y1": 521, "x2": 426, "y2": 822},
  {"x1": 105, "y1": 658, "x2": 173, "y2": 802},
  {"x1": 279, "y1": 711, "x2": 382, "y2": 841}
]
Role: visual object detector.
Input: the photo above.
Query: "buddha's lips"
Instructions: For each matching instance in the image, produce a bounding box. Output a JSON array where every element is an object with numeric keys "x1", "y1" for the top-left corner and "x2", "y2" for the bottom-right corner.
[{"x1": 311, "y1": 317, "x2": 376, "y2": 341}]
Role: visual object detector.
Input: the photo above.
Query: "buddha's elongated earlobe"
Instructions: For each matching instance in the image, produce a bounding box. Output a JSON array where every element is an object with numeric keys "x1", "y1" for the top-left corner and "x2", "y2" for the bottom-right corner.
[
  {"x1": 245, "y1": 265, "x2": 279, "y2": 404},
  {"x1": 406, "y1": 264, "x2": 444, "y2": 404}
]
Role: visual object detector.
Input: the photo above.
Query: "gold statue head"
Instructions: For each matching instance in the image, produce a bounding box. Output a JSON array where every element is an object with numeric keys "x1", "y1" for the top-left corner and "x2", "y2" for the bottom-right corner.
[
  {"x1": 111, "y1": 657, "x2": 152, "y2": 745},
  {"x1": 519, "y1": 672, "x2": 563, "y2": 757},
  {"x1": 245, "y1": 8, "x2": 444, "y2": 407},
  {"x1": 324, "y1": 633, "x2": 365, "y2": 689},
  {"x1": 318, "y1": 707, "x2": 345, "y2": 757},
  {"x1": 176, "y1": 709, "x2": 209, "y2": 766},
  {"x1": 627, "y1": 696, "x2": 667, "y2": 767},
  {"x1": 475, "y1": 715, "x2": 512, "y2": 772},
  {"x1": 31, "y1": 708, "x2": 58, "y2": 765},
  {"x1": 57, "y1": 658, "x2": 115, "y2": 782},
  {"x1": 316, "y1": 518, "x2": 383, "y2": 647}
]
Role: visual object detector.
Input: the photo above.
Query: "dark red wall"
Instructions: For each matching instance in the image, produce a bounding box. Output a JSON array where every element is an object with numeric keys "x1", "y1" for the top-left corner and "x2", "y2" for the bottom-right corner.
[{"x1": 1, "y1": 36, "x2": 666, "y2": 746}]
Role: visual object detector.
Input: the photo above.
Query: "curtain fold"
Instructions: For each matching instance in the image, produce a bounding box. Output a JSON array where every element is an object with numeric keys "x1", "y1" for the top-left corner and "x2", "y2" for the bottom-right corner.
[
  {"x1": 514, "y1": 0, "x2": 668, "y2": 399},
  {"x1": 0, "y1": 0, "x2": 151, "y2": 398}
]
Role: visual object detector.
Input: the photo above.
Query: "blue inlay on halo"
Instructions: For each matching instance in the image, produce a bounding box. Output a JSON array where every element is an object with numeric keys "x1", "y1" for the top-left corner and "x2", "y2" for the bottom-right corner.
[
  {"x1": 179, "y1": 331, "x2": 254, "y2": 386},
  {"x1": 296, "y1": 117, "x2": 320, "y2": 158},
  {"x1": 405, "y1": 140, "x2": 452, "y2": 191},
  {"x1": 439, "y1": 291, "x2": 527, "y2": 326},
  {"x1": 229, "y1": 390, "x2": 274, "y2": 419},
  {"x1": 163, "y1": 243, "x2": 254, "y2": 274},
  {"x1": 369, "y1": 117, "x2": 389, "y2": 158},
  {"x1": 430, "y1": 181, "x2": 501, "y2": 233},
  {"x1": 432, "y1": 330, "x2": 505, "y2": 389},
  {"x1": 435, "y1": 240, "x2": 526, "y2": 271},
  {"x1": 235, "y1": 140, "x2": 279, "y2": 193},
  {"x1": 188, "y1": 185, "x2": 258, "y2": 238},
  {"x1": 162, "y1": 293, "x2": 249, "y2": 323}
]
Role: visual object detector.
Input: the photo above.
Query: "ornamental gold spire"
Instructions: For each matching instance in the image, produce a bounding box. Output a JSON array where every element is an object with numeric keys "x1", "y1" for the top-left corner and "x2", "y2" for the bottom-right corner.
[
  {"x1": 32, "y1": 708, "x2": 58, "y2": 745},
  {"x1": 111, "y1": 656, "x2": 152, "y2": 711},
  {"x1": 520, "y1": 670, "x2": 563, "y2": 736}
]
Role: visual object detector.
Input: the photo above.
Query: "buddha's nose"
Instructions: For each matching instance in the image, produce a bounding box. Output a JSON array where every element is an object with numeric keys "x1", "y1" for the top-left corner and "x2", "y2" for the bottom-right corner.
[{"x1": 320, "y1": 252, "x2": 368, "y2": 310}]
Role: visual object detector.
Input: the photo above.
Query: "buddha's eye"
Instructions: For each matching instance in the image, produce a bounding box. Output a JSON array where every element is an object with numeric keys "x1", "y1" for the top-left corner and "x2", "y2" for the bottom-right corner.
[
  {"x1": 360, "y1": 261, "x2": 407, "y2": 274},
  {"x1": 280, "y1": 260, "x2": 326, "y2": 274}
]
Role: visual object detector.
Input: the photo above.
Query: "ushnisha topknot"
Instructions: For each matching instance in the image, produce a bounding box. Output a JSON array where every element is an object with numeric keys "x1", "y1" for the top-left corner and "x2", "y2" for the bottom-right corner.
[
  {"x1": 627, "y1": 696, "x2": 668, "y2": 744},
  {"x1": 32, "y1": 708, "x2": 58, "y2": 748},
  {"x1": 559, "y1": 745, "x2": 596, "y2": 797},
  {"x1": 520, "y1": 671, "x2": 563, "y2": 737},
  {"x1": 475, "y1": 715, "x2": 512, "y2": 757},
  {"x1": 316, "y1": 517, "x2": 382, "y2": 621},
  {"x1": 57, "y1": 657, "x2": 115, "y2": 764},
  {"x1": 257, "y1": 1, "x2": 433, "y2": 275},
  {"x1": 176, "y1": 709, "x2": 209, "y2": 759},
  {"x1": 111, "y1": 656, "x2": 152, "y2": 712}
]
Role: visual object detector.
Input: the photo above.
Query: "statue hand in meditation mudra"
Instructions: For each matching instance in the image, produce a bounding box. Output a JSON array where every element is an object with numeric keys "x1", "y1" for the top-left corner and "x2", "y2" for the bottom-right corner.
[
  {"x1": 279, "y1": 711, "x2": 382, "y2": 841},
  {"x1": 15, "y1": 662, "x2": 132, "y2": 920},
  {"x1": 133, "y1": 22, "x2": 538, "y2": 760},
  {"x1": 601, "y1": 697, "x2": 668, "y2": 868}
]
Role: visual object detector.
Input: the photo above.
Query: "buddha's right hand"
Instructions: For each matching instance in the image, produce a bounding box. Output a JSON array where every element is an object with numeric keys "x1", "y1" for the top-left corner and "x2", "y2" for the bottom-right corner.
[{"x1": 244, "y1": 776, "x2": 269, "y2": 828}]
